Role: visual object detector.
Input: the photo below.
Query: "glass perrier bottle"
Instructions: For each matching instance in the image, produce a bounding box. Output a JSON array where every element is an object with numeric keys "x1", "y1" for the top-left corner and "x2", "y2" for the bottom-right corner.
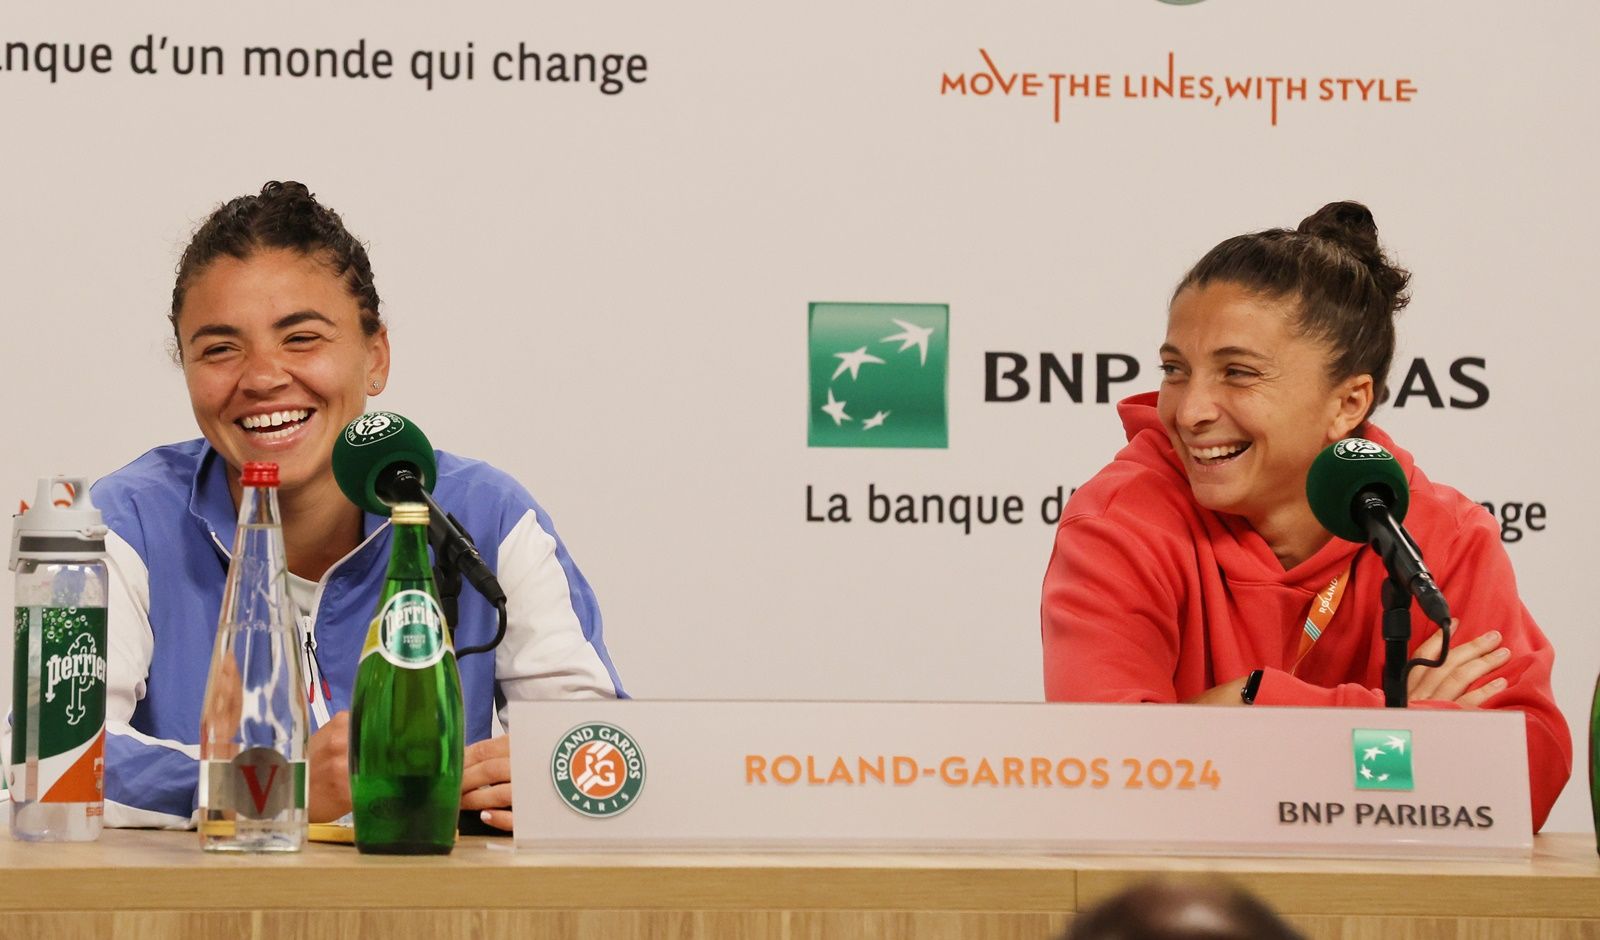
[
  {"x1": 1589, "y1": 670, "x2": 1598, "y2": 857},
  {"x1": 350, "y1": 502, "x2": 464, "y2": 854}
]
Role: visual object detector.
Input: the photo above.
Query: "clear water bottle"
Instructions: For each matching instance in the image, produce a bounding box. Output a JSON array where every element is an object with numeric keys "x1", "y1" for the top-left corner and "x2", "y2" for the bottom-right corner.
[
  {"x1": 198, "y1": 462, "x2": 308, "y2": 852},
  {"x1": 9, "y1": 477, "x2": 109, "y2": 842}
]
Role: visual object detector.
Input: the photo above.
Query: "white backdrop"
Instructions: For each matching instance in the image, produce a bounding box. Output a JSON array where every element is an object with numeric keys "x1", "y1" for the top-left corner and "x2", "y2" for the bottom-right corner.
[{"x1": 2, "y1": 1, "x2": 1595, "y2": 831}]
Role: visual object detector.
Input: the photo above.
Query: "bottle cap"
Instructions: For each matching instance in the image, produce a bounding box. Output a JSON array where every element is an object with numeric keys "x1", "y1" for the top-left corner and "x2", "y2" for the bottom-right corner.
[
  {"x1": 241, "y1": 462, "x2": 280, "y2": 488},
  {"x1": 10, "y1": 477, "x2": 108, "y2": 568},
  {"x1": 390, "y1": 502, "x2": 429, "y2": 526}
]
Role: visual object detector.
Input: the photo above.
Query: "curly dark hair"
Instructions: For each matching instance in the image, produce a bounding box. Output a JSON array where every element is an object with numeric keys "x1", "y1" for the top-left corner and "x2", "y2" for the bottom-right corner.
[
  {"x1": 1063, "y1": 878, "x2": 1305, "y2": 940},
  {"x1": 1174, "y1": 201, "x2": 1411, "y2": 420},
  {"x1": 169, "y1": 181, "x2": 382, "y2": 358}
]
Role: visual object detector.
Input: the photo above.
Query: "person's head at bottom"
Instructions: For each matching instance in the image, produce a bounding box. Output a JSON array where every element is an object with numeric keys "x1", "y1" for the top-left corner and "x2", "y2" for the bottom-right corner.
[{"x1": 1063, "y1": 878, "x2": 1305, "y2": 940}]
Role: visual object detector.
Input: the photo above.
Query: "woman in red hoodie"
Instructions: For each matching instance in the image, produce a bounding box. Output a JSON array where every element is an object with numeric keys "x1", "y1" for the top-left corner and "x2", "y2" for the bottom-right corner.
[{"x1": 1040, "y1": 201, "x2": 1570, "y2": 829}]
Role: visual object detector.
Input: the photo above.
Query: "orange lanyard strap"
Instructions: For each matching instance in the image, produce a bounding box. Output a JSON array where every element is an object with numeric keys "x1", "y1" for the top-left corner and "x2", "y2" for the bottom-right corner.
[{"x1": 1292, "y1": 555, "x2": 1357, "y2": 675}]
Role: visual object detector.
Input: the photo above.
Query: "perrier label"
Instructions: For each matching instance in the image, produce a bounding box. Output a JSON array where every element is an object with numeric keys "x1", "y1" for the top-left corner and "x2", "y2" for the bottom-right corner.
[
  {"x1": 12, "y1": 606, "x2": 108, "y2": 803},
  {"x1": 349, "y1": 502, "x2": 465, "y2": 855},
  {"x1": 375, "y1": 590, "x2": 447, "y2": 669}
]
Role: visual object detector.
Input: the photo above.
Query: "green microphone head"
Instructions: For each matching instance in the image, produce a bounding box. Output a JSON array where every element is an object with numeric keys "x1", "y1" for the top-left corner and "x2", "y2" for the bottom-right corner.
[
  {"x1": 332, "y1": 412, "x2": 437, "y2": 516},
  {"x1": 1305, "y1": 438, "x2": 1410, "y2": 543}
]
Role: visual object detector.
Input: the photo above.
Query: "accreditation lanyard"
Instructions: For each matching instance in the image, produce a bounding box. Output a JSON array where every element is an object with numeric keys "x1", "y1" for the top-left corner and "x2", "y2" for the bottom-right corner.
[
  {"x1": 1292, "y1": 557, "x2": 1356, "y2": 676},
  {"x1": 298, "y1": 614, "x2": 335, "y2": 729}
]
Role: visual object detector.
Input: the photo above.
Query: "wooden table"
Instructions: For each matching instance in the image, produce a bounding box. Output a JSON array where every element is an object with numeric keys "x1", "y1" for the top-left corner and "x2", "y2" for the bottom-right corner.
[{"x1": 0, "y1": 830, "x2": 1594, "y2": 939}]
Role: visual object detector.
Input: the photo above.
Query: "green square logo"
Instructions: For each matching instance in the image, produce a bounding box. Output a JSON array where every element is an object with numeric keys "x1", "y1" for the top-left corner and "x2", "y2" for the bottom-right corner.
[
  {"x1": 1352, "y1": 729, "x2": 1413, "y2": 791},
  {"x1": 808, "y1": 303, "x2": 949, "y2": 448}
]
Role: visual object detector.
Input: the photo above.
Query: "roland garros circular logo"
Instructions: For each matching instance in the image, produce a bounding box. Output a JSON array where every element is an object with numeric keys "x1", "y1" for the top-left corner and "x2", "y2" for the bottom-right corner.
[
  {"x1": 550, "y1": 722, "x2": 645, "y2": 818},
  {"x1": 345, "y1": 412, "x2": 404, "y2": 447},
  {"x1": 1334, "y1": 438, "x2": 1391, "y2": 461}
]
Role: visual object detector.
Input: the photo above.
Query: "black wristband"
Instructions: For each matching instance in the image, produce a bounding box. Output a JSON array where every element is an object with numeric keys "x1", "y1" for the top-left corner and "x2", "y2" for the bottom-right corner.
[{"x1": 1241, "y1": 669, "x2": 1265, "y2": 705}]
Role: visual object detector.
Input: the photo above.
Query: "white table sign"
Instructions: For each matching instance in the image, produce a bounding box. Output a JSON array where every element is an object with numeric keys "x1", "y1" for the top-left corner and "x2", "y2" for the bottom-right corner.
[{"x1": 507, "y1": 701, "x2": 1532, "y2": 859}]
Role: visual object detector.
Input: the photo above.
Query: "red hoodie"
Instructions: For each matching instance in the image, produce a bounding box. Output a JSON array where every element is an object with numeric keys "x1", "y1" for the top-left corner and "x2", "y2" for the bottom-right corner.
[{"x1": 1041, "y1": 392, "x2": 1571, "y2": 830}]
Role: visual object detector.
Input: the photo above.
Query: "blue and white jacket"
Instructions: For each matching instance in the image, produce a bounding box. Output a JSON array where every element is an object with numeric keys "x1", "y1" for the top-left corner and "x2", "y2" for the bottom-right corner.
[{"x1": 87, "y1": 440, "x2": 623, "y2": 828}]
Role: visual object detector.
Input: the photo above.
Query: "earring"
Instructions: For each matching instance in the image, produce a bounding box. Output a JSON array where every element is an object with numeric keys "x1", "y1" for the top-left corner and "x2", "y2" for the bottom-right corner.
[{"x1": 370, "y1": 380, "x2": 381, "y2": 391}]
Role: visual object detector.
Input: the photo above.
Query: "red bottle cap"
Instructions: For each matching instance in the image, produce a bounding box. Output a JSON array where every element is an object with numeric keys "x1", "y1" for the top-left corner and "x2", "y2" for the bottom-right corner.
[{"x1": 241, "y1": 462, "x2": 280, "y2": 488}]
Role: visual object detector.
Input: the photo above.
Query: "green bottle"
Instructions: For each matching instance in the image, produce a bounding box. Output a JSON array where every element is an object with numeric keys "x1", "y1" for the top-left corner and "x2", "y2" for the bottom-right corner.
[
  {"x1": 1590, "y1": 671, "x2": 1599, "y2": 857},
  {"x1": 349, "y1": 502, "x2": 464, "y2": 855}
]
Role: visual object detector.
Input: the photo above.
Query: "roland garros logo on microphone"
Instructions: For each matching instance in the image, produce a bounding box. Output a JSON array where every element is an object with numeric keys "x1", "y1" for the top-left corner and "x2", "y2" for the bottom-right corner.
[
  {"x1": 1333, "y1": 439, "x2": 1391, "y2": 461},
  {"x1": 551, "y1": 722, "x2": 646, "y2": 818},
  {"x1": 345, "y1": 411, "x2": 406, "y2": 446}
]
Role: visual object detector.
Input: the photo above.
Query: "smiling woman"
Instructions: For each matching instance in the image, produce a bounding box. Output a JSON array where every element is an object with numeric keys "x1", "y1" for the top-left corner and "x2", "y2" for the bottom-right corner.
[
  {"x1": 88, "y1": 181, "x2": 624, "y2": 834},
  {"x1": 1039, "y1": 201, "x2": 1572, "y2": 831},
  {"x1": 175, "y1": 246, "x2": 386, "y2": 563}
]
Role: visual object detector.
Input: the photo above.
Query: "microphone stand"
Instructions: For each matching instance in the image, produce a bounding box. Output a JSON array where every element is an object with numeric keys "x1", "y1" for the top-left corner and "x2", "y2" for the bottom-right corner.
[
  {"x1": 1380, "y1": 575, "x2": 1411, "y2": 708},
  {"x1": 1376, "y1": 564, "x2": 1451, "y2": 709},
  {"x1": 429, "y1": 518, "x2": 467, "y2": 644},
  {"x1": 412, "y1": 487, "x2": 507, "y2": 659},
  {"x1": 384, "y1": 467, "x2": 508, "y2": 659},
  {"x1": 1357, "y1": 497, "x2": 1451, "y2": 708}
]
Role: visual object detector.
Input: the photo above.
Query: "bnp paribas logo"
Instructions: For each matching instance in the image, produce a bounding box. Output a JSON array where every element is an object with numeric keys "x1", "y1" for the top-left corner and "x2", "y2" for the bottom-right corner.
[
  {"x1": 807, "y1": 302, "x2": 949, "y2": 449},
  {"x1": 1352, "y1": 729, "x2": 1413, "y2": 791}
]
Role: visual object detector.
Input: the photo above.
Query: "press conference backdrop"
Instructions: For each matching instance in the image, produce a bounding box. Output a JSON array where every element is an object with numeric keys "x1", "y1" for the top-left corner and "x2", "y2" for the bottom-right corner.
[{"x1": 2, "y1": 1, "x2": 1595, "y2": 831}]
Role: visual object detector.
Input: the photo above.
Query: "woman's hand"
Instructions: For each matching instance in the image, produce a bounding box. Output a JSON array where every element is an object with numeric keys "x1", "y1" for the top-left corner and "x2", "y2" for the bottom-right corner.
[
  {"x1": 460, "y1": 736, "x2": 514, "y2": 832},
  {"x1": 1184, "y1": 674, "x2": 1251, "y2": 706},
  {"x1": 1406, "y1": 624, "x2": 1510, "y2": 707},
  {"x1": 307, "y1": 711, "x2": 352, "y2": 822}
]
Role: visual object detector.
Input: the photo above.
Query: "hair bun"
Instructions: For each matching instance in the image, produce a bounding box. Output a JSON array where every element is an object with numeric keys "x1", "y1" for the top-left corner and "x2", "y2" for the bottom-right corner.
[
  {"x1": 1297, "y1": 200, "x2": 1409, "y2": 311},
  {"x1": 255, "y1": 181, "x2": 319, "y2": 241},
  {"x1": 260, "y1": 180, "x2": 313, "y2": 199},
  {"x1": 1297, "y1": 201, "x2": 1380, "y2": 257},
  {"x1": 259, "y1": 181, "x2": 318, "y2": 216}
]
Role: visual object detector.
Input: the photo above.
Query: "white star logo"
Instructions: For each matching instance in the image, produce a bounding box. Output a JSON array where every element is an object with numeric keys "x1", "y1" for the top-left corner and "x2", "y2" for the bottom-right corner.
[
  {"x1": 1359, "y1": 765, "x2": 1373, "y2": 780},
  {"x1": 1363, "y1": 747, "x2": 1383, "y2": 762},
  {"x1": 1376, "y1": 773, "x2": 1390, "y2": 782},
  {"x1": 862, "y1": 410, "x2": 890, "y2": 430},
  {"x1": 1385, "y1": 736, "x2": 1407, "y2": 754},
  {"x1": 880, "y1": 319, "x2": 935, "y2": 366},
  {"x1": 820, "y1": 389, "x2": 851, "y2": 426},
  {"x1": 831, "y1": 346, "x2": 886, "y2": 381}
]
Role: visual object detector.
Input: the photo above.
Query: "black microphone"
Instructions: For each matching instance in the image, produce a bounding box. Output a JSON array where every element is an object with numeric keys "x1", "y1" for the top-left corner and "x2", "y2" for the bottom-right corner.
[
  {"x1": 332, "y1": 412, "x2": 508, "y2": 610},
  {"x1": 1306, "y1": 438, "x2": 1451, "y2": 627}
]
